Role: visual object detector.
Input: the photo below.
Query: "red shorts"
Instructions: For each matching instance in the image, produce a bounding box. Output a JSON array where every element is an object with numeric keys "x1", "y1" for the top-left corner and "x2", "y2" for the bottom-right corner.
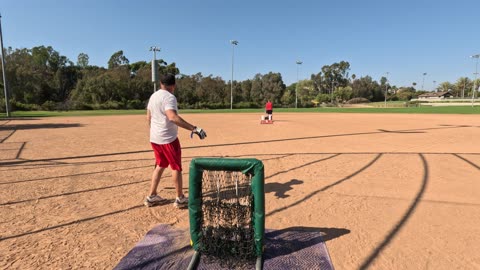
[{"x1": 151, "y1": 138, "x2": 182, "y2": 171}]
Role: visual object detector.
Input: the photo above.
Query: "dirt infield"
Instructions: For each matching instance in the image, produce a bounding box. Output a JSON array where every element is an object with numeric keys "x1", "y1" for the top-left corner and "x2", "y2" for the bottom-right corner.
[{"x1": 1, "y1": 113, "x2": 479, "y2": 269}]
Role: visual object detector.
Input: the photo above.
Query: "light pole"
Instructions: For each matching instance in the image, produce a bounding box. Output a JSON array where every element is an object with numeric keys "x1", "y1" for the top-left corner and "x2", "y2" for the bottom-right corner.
[
  {"x1": 149, "y1": 46, "x2": 160, "y2": 92},
  {"x1": 471, "y1": 54, "x2": 480, "y2": 107},
  {"x1": 0, "y1": 13, "x2": 10, "y2": 117},
  {"x1": 296, "y1": 60, "x2": 302, "y2": 108},
  {"x1": 384, "y1": 72, "x2": 389, "y2": 108},
  {"x1": 230, "y1": 40, "x2": 238, "y2": 110},
  {"x1": 433, "y1": 80, "x2": 437, "y2": 92},
  {"x1": 421, "y1": 72, "x2": 427, "y2": 91}
]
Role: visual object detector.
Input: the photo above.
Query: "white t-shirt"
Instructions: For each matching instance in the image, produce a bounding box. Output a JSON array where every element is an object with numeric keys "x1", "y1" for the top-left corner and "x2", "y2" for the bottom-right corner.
[{"x1": 147, "y1": 89, "x2": 179, "y2": 144}]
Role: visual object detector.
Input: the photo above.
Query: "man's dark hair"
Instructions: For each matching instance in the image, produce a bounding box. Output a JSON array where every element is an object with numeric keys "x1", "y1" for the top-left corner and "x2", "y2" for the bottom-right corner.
[{"x1": 160, "y1": 73, "x2": 176, "y2": 86}]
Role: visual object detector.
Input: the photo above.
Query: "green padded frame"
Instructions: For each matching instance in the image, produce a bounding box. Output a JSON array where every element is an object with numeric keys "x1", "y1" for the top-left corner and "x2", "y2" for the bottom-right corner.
[{"x1": 188, "y1": 158, "x2": 265, "y2": 256}]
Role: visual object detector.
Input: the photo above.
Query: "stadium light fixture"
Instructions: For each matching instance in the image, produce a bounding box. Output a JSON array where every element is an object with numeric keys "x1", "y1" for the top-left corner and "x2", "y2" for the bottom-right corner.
[
  {"x1": 230, "y1": 40, "x2": 238, "y2": 110},
  {"x1": 470, "y1": 54, "x2": 480, "y2": 107},
  {"x1": 149, "y1": 46, "x2": 161, "y2": 92},
  {"x1": 0, "y1": 13, "x2": 10, "y2": 117},
  {"x1": 296, "y1": 60, "x2": 303, "y2": 109}
]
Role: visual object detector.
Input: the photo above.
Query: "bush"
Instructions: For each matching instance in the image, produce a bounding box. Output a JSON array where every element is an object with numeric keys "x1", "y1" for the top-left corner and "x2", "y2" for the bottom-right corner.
[
  {"x1": 100, "y1": 100, "x2": 124, "y2": 110},
  {"x1": 406, "y1": 100, "x2": 422, "y2": 107},
  {"x1": 194, "y1": 102, "x2": 228, "y2": 109},
  {"x1": 388, "y1": 95, "x2": 399, "y2": 101},
  {"x1": 0, "y1": 98, "x2": 5, "y2": 113},
  {"x1": 315, "y1": 93, "x2": 331, "y2": 103},
  {"x1": 346, "y1": 97, "x2": 370, "y2": 104},
  {"x1": 178, "y1": 103, "x2": 195, "y2": 110},
  {"x1": 126, "y1": 99, "x2": 145, "y2": 109},
  {"x1": 70, "y1": 101, "x2": 94, "y2": 110},
  {"x1": 56, "y1": 101, "x2": 71, "y2": 111},
  {"x1": 396, "y1": 90, "x2": 415, "y2": 101},
  {"x1": 41, "y1": 100, "x2": 57, "y2": 111},
  {"x1": 11, "y1": 100, "x2": 41, "y2": 111},
  {"x1": 321, "y1": 102, "x2": 337, "y2": 107},
  {"x1": 233, "y1": 102, "x2": 260, "y2": 109},
  {"x1": 301, "y1": 102, "x2": 316, "y2": 108}
]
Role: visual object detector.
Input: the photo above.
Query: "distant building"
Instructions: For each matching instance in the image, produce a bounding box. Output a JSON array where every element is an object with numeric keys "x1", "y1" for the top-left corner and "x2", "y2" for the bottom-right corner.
[{"x1": 418, "y1": 91, "x2": 453, "y2": 99}]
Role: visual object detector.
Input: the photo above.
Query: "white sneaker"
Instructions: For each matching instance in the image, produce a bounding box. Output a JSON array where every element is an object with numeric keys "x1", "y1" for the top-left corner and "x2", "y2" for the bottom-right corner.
[
  {"x1": 144, "y1": 195, "x2": 165, "y2": 207},
  {"x1": 173, "y1": 195, "x2": 188, "y2": 208}
]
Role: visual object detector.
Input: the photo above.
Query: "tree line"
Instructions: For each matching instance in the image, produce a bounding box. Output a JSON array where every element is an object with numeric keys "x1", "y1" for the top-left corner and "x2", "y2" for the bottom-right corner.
[{"x1": 1, "y1": 45, "x2": 479, "y2": 112}]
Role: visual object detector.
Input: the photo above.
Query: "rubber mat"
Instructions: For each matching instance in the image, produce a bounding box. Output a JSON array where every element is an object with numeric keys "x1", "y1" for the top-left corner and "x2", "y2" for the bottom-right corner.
[{"x1": 115, "y1": 224, "x2": 334, "y2": 270}]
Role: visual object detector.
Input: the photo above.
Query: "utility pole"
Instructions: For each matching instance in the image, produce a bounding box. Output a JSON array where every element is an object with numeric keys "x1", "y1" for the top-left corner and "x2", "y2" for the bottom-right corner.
[
  {"x1": 0, "y1": 13, "x2": 10, "y2": 117},
  {"x1": 296, "y1": 60, "x2": 302, "y2": 108},
  {"x1": 149, "y1": 46, "x2": 160, "y2": 92},
  {"x1": 230, "y1": 40, "x2": 238, "y2": 110},
  {"x1": 471, "y1": 54, "x2": 480, "y2": 107},
  {"x1": 421, "y1": 72, "x2": 427, "y2": 91}
]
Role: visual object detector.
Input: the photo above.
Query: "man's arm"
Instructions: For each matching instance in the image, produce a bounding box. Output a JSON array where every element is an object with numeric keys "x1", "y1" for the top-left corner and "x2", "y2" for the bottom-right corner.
[
  {"x1": 147, "y1": 109, "x2": 152, "y2": 128},
  {"x1": 165, "y1": 109, "x2": 195, "y2": 131}
]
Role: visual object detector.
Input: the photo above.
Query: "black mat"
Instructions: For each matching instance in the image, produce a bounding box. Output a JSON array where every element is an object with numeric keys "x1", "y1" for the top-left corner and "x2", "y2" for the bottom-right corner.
[{"x1": 115, "y1": 224, "x2": 334, "y2": 270}]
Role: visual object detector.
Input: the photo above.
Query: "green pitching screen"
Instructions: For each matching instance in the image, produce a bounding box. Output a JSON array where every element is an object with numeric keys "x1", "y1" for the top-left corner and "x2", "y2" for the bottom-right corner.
[{"x1": 188, "y1": 158, "x2": 265, "y2": 266}]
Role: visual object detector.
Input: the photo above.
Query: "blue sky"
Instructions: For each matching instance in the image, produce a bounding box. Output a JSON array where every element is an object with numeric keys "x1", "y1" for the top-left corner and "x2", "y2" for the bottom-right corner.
[{"x1": 2, "y1": 0, "x2": 480, "y2": 89}]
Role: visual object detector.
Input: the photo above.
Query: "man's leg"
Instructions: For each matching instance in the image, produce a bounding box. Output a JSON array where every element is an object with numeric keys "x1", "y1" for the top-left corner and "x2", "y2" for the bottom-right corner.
[
  {"x1": 144, "y1": 165, "x2": 166, "y2": 207},
  {"x1": 171, "y1": 169, "x2": 183, "y2": 198},
  {"x1": 149, "y1": 165, "x2": 165, "y2": 196},
  {"x1": 172, "y1": 169, "x2": 188, "y2": 207}
]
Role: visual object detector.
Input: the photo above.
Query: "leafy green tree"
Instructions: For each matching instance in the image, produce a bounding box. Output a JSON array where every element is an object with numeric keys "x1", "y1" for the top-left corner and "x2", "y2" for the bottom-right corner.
[
  {"x1": 53, "y1": 66, "x2": 80, "y2": 102},
  {"x1": 108, "y1": 50, "x2": 129, "y2": 69},
  {"x1": 281, "y1": 83, "x2": 296, "y2": 107},
  {"x1": 250, "y1": 74, "x2": 264, "y2": 104},
  {"x1": 198, "y1": 74, "x2": 226, "y2": 105},
  {"x1": 297, "y1": 79, "x2": 316, "y2": 106},
  {"x1": 175, "y1": 74, "x2": 199, "y2": 107},
  {"x1": 321, "y1": 61, "x2": 351, "y2": 91},
  {"x1": 455, "y1": 77, "x2": 471, "y2": 98},
  {"x1": 225, "y1": 80, "x2": 242, "y2": 105},
  {"x1": 315, "y1": 93, "x2": 330, "y2": 103},
  {"x1": 77, "y1": 53, "x2": 89, "y2": 68},
  {"x1": 310, "y1": 72, "x2": 323, "y2": 94},
  {"x1": 241, "y1": 79, "x2": 252, "y2": 102},
  {"x1": 333, "y1": 86, "x2": 353, "y2": 102},
  {"x1": 438, "y1": 81, "x2": 455, "y2": 94},
  {"x1": 129, "y1": 61, "x2": 148, "y2": 72},
  {"x1": 470, "y1": 79, "x2": 480, "y2": 97},
  {"x1": 5, "y1": 46, "x2": 74, "y2": 106},
  {"x1": 158, "y1": 60, "x2": 180, "y2": 76},
  {"x1": 31, "y1": 46, "x2": 71, "y2": 72},
  {"x1": 396, "y1": 88, "x2": 416, "y2": 101},
  {"x1": 352, "y1": 76, "x2": 383, "y2": 101},
  {"x1": 261, "y1": 72, "x2": 285, "y2": 104}
]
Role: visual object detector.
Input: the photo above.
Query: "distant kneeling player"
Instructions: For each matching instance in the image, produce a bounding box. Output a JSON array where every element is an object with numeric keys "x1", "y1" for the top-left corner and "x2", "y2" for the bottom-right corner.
[{"x1": 265, "y1": 100, "x2": 273, "y2": 120}]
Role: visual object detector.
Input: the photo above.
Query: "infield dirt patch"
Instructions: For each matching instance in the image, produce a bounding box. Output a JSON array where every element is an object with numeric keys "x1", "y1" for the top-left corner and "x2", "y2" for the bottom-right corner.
[{"x1": 1, "y1": 113, "x2": 479, "y2": 269}]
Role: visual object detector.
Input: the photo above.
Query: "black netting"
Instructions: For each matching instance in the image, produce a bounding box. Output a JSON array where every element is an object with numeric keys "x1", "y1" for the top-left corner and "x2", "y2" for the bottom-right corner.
[{"x1": 199, "y1": 170, "x2": 256, "y2": 269}]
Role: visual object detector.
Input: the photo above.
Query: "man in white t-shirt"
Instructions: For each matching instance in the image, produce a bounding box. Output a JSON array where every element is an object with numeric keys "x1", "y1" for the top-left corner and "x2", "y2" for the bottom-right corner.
[{"x1": 145, "y1": 74, "x2": 207, "y2": 208}]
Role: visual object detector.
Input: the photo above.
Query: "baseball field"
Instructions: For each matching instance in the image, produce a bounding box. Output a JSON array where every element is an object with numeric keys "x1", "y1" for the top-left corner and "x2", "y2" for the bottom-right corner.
[{"x1": 1, "y1": 112, "x2": 479, "y2": 269}]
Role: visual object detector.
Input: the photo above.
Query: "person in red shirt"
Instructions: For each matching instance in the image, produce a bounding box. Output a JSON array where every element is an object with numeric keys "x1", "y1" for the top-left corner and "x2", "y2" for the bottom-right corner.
[{"x1": 265, "y1": 100, "x2": 273, "y2": 120}]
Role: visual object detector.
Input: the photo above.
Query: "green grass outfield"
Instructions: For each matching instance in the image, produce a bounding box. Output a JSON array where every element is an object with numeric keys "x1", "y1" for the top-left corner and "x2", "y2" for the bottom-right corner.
[{"x1": 1, "y1": 105, "x2": 480, "y2": 118}]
